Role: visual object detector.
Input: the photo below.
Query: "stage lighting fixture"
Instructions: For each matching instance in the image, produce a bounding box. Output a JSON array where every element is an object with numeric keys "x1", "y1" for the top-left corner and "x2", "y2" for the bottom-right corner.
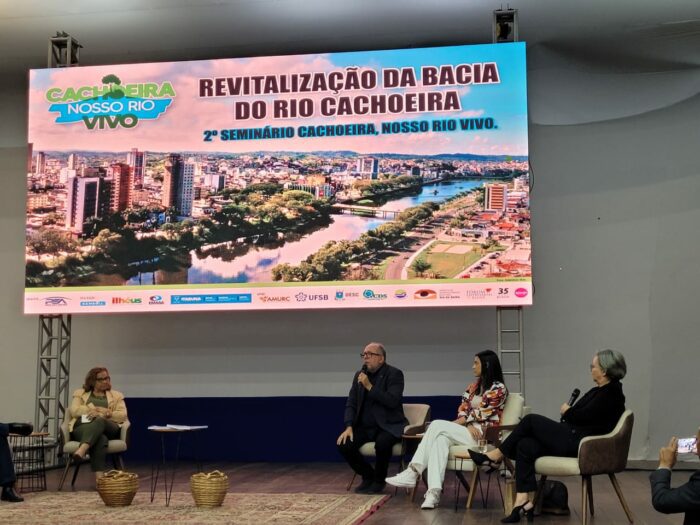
[
  {"x1": 48, "y1": 31, "x2": 82, "y2": 67},
  {"x1": 493, "y1": 9, "x2": 518, "y2": 43}
]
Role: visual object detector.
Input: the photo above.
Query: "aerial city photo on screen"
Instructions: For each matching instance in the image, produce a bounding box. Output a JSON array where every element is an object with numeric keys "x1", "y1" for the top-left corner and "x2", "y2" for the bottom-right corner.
[{"x1": 25, "y1": 42, "x2": 531, "y2": 313}]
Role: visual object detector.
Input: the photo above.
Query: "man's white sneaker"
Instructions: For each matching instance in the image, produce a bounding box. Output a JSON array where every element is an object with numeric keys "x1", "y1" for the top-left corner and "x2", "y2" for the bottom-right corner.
[
  {"x1": 421, "y1": 489, "x2": 440, "y2": 509},
  {"x1": 385, "y1": 467, "x2": 419, "y2": 488}
]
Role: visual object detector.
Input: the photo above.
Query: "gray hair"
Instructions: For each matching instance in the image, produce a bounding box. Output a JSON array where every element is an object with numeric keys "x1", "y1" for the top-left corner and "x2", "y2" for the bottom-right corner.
[
  {"x1": 596, "y1": 349, "x2": 627, "y2": 381},
  {"x1": 365, "y1": 342, "x2": 386, "y2": 358}
]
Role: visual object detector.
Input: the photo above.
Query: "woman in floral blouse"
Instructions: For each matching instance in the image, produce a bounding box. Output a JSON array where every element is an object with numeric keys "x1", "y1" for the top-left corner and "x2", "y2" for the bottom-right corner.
[{"x1": 386, "y1": 349, "x2": 508, "y2": 509}]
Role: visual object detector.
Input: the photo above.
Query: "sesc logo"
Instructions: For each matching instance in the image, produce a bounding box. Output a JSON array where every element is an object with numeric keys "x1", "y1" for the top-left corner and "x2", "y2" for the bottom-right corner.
[
  {"x1": 44, "y1": 297, "x2": 68, "y2": 306},
  {"x1": 149, "y1": 295, "x2": 164, "y2": 305}
]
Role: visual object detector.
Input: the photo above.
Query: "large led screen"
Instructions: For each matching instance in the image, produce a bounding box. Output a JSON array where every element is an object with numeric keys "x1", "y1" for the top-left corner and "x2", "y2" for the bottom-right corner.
[{"x1": 25, "y1": 42, "x2": 531, "y2": 313}]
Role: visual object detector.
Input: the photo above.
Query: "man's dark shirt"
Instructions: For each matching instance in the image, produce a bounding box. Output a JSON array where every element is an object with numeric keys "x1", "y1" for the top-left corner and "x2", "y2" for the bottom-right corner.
[
  {"x1": 650, "y1": 468, "x2": 700, "y2": 525},
  {"x1": 358, "y1": 365, "x2": 382, "y2": 430},
  {"x1": 343, "y1": 362, "x2": 407, "y2": 438}
]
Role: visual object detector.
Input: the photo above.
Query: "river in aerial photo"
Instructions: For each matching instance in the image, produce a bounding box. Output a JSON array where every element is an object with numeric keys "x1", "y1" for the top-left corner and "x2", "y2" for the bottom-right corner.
[{"x1": 126, "y1": 179, "x2": 481, "y2": 285}]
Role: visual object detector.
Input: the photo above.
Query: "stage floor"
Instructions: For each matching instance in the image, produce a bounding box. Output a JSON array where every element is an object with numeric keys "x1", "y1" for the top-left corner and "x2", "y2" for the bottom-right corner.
[{"x1": 38, "y1": 462, "x2": 683, "y2": 524}]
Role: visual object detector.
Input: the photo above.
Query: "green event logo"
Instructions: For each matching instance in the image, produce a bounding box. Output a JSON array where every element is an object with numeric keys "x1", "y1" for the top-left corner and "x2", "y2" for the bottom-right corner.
[{"x1": 46, "y1": 74, "x2": 176, "y2": 130}]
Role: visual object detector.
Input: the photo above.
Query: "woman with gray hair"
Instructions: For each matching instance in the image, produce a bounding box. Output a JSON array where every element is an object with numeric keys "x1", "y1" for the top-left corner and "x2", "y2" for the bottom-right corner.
[{"x1": 469, "y1": 349, "x2": 627, "y2": 523}]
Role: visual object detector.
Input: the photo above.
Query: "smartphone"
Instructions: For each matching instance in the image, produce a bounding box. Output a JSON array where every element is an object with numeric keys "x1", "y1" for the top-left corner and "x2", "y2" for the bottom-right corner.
[{"x1": 677, "y1": 437, "x2": 697, "y2": 454}]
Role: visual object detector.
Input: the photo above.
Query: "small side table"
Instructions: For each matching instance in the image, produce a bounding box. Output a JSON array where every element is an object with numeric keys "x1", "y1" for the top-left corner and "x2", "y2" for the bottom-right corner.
[
  {"x1": 9, "y1": 432, "x2": 50, "y2": 493},
  {"x1": 148, "y1": 426, "x2": 207, "y2": 507}
]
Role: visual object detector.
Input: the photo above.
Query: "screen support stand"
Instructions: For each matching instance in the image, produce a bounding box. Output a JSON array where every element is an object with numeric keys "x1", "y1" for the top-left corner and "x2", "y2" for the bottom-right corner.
[
  {"x1": 31, "y1": 35, "x2": 81, "y2": 468},
  {"x1": 34, "y1": 314, "x2": 71, "y2": 467},
  {"x1": 497, "y1": 306, "x2": 524, "y2": 395}
]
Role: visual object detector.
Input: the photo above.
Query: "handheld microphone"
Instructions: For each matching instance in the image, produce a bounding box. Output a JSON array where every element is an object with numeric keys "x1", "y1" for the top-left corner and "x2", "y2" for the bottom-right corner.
[
  {"x1": 361, "y1": 364, "x2": 368, "y2": 374},
  {"x1": 567, "y1": 388, "x2": 581, "y2": 406}
]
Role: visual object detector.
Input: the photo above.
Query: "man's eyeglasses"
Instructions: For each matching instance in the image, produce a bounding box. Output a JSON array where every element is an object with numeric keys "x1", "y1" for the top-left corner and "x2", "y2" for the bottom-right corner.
[
  {"x1": 360, "y1": 352, "x2": 382, "y2": 358},
  {"x1": 96, "y1": 376, "x2": 111, "y2": 382}
]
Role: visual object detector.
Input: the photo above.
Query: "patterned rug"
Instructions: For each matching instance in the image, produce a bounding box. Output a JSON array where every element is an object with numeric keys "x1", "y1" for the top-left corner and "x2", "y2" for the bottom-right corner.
[{"x1": 0, "y1": 491, "x2": 389, "y2": 524}]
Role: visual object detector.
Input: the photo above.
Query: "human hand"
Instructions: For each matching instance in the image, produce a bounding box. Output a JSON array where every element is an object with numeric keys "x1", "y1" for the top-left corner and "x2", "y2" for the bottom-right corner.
[
  {"x1": 560, "y1": 403, "x2": 571, "y2": 415},
  {"x1": 659, "y1": 437, "x2": 678, "y2": 469},
  {"x1": 337, "y1": 427, "x2": 354, "y2": 446},
  {"x1": 357, "y1": 373, "x2": 372, "y2": 391},
  {"x1": 466, "y1": 423, "x2": 481, "y2": 441},
  {"x1": 87, "y1": 408, "x2": 101, "y2": 419},
  {"x1": 95, "y1": 407, "x2": 112, "y2": 418}
]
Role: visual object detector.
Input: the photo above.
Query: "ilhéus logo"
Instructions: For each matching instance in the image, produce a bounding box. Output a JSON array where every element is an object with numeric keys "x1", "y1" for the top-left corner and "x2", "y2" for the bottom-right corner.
[{"x1": 46, "y1": 74, "x2": 175, "y2": 130}]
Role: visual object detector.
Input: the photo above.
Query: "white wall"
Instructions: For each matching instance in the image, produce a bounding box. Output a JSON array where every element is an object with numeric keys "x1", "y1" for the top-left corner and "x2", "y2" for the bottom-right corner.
[{"x1": 1, "y1": 29, "x2": 699, "y2": 461}]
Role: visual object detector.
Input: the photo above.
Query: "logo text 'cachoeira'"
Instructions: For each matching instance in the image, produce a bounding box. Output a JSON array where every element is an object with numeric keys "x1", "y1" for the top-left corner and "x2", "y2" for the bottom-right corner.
[{"x1": 46, "y1": 74, "x2": 175, "y2": 130}]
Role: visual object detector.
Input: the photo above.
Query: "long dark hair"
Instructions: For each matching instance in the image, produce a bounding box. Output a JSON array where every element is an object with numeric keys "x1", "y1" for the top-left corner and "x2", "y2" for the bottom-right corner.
[{"x1": 476, "y1": 350, "x2": 504, "y2": 391}]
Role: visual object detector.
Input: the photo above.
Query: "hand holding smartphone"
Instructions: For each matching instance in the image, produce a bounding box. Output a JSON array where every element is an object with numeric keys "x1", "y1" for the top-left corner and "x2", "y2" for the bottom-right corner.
[{"x1": 677, "y1": 437, "x2": 697, "y2": 454}]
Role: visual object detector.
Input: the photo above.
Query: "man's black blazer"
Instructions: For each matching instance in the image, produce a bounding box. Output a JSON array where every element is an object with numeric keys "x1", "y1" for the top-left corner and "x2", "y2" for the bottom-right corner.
[
  {"x1": 650, "y1": 468, "x2": 700, "y2": 525},
  {"x1": 343, "y1": 363, "x2": 407, "y2": 439}
]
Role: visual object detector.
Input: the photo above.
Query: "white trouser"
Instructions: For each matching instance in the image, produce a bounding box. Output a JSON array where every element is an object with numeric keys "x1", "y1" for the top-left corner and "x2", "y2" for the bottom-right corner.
[{"x1": 409, "y1": 419, "x2": 477, "y2": 492}]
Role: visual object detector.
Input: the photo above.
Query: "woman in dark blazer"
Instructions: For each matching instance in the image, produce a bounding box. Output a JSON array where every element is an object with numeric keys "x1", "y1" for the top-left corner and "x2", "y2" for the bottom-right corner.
[{"x1": 470, "y1": 349, "x2": 627, "y2": 523}]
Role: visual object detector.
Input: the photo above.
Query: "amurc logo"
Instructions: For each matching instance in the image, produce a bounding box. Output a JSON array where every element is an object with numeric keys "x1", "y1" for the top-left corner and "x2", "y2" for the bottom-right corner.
[{"x1": 46, "y1": 74, "x2": 175, "y2": 130}]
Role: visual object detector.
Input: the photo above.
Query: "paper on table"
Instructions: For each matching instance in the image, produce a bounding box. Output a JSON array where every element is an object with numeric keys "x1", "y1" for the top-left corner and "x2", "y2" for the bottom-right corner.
[
  {"x1": 165, "y1": 424, "x2": 208, "y2": 430},
  {"x1": 147, "y1": 425, "x2": 170, "y2": 430}
]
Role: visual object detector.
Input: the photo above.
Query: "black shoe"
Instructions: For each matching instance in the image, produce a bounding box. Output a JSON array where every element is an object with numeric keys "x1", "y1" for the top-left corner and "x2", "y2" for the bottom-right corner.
[
  {"x1": 1, "y1": 486, "x2": 24, "y2": 503},
  {"x1": 468, "y1": 449, "x2": 502, "y2": 473},
  {"x1": 501, "y1": 501, "x2": 534, "y2": 523},
  {"x1": 354, "y1": 478, "x2": 374, "y2": 493},
  {"x1": 8, "y1": 423, "x2": 33, "y2": 437},
  {"x1": 367, "y1": 481, "x2": 386, "y2": 494}
]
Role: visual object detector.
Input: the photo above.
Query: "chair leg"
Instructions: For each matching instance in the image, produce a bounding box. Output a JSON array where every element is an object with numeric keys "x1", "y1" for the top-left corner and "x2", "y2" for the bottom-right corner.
[
  {"x1": 609, "y1": 473, "x2": 634, "y2": 523},
  {"x1": 58, "y1": 458, "x2": 72, "y2": 491},
  {"x1": 410, "y1": 476, "x2": 421, "y2": 502},
  {"x1": 71, "y1": 462, "x2": 81, "y2": 487},
  {"x1": 581, "y1": 476, "x2": 589, "y2": 525},
  {"x1": 346, "y1": 472, "x2": 356, "y2": 491},
  {"x1": 466, "y1": 469, "x2": 479, "y2": 509},
  {"x1": 586, "y1": 476, "x2": 594, "y2": 515},
  {"x1": 111, "y1": 454, "x2": 125, "y2": 470}
]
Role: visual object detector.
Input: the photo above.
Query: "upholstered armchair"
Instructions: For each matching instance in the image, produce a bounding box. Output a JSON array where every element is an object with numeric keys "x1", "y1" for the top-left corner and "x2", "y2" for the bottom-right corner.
[
  {"x1": 446, "y1": 392, "x2": 525, "y2": 508},
  {"x1": 346, "y1": 403, "x2": 431, "y2": 490},
  {"x1": 534, "y1": 410, "x2": 634, "y2": 525},
  {"x1": 57, "y1": 418, "x2": 131, "y2": 490}
]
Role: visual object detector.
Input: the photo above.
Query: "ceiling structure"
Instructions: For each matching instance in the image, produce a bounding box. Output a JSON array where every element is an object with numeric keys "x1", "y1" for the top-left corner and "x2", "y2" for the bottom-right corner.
[
  {"x1": 1, "y1": 0, "x2": 699, "y2": 129},
  {"x1": 1, "y1": 0, "x2": 699, "y2": 73}
]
